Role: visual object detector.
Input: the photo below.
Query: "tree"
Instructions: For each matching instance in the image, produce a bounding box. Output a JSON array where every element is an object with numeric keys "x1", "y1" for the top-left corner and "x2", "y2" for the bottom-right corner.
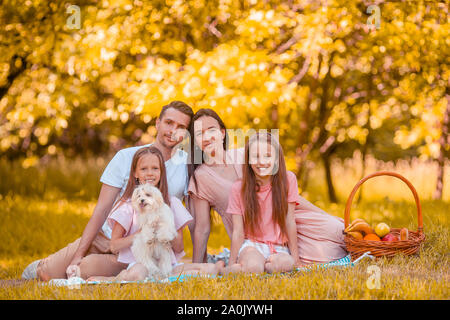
[{"x1": 0, "y1": 0, "x2": 447, "y2": 200}]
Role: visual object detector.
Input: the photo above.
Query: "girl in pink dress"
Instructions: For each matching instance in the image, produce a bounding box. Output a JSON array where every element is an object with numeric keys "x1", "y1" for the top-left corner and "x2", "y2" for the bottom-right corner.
[
  {"x1": 225, "y1": 132, "x2": 300, "y2": 273},
  {"x1": 87, "y1": 146, "x2": 223, "y2": 282}
]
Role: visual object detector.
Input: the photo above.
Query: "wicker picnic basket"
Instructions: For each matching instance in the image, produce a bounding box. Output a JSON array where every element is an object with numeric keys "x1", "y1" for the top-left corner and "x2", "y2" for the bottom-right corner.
[{"x1": 344, "y1": 171, "x2": 426, "y2": 260}]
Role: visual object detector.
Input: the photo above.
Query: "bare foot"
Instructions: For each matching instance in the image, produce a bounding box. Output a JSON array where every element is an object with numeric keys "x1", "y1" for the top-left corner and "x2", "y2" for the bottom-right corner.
[
  {"x1": 264, "y1": 255, "x2": 277, "y2": 273},
  {"x1": 199, "y1": 262, "x2": 222, "y2": 275},
  {"x1": 86, "y1": 276, "x2": 113, "y2": 282},
  {"x1": 264, "y1": 261, "x2": 276, "y2": 274},
  {"x1": 66, "y1": 265, "x2": 81, "y2": 278},
  {"x1": 221, "y1": 263, "x2": 242, "y2": 276},
  {"x1": 265, "y1": 254, "x2": 294, "y2": 273},
  {"x1": 215, "y1": 260, "x2": 225, "y2": 274}
]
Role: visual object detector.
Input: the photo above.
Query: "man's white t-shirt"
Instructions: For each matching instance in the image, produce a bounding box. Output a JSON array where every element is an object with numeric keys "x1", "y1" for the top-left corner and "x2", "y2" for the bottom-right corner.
[{"x1": 99, "y1": 144, "x2": 189, "y2": 238}]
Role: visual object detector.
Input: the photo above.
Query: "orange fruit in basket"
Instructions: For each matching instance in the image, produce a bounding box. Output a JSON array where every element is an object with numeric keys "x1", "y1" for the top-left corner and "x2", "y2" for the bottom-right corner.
[{"x1": 363, "y1": 233, "x2": 381, "y2": 241}]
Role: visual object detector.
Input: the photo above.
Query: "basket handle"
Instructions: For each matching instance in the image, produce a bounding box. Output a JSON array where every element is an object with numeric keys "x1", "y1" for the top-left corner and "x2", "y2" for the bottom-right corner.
[{"x1": 344, "y1": 171, "x2": 423, "y2": 234}]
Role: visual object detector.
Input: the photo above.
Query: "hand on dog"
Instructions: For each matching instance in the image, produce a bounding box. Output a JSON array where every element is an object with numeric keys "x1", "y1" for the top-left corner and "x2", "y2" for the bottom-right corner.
[
  {"x1": 162, "y1": 241, "x2": 171, "y2": 250},
  {"x1": 151, "y1": 217, "x2": 160, "y2": 229},
  {"x1": 155, "y1": 223, "x2": 177, "y2": 243}
]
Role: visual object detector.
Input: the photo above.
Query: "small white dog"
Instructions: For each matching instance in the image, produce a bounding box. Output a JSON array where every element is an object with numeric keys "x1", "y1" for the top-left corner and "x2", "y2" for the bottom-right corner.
[{"x1": 131, "y1": 184, "x2": 177, "y2": 279}]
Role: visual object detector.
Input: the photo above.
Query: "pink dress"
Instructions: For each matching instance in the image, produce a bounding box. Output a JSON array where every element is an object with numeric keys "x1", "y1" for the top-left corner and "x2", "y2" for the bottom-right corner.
[
  {"x1": 188, "y1": 148, "x2": 244, "y2": 237},
  {"x1": 227, "y1": 171, "x2": 301, "y2": 245},
  {"x1": 189, "y1": 148, "x2": 347, "y2": 264},
  {"x1": 108, "y1": 197, "x2": 193, "y2": 265},
  {"x1": 293, "y1": 194, "x2": 347, "y2": 264}
]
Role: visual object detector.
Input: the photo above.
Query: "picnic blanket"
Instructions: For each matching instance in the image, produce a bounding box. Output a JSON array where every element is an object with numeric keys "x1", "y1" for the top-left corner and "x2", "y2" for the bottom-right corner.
[{"x1": 44, "y1": 252, "x2": 374, "y2": 287}]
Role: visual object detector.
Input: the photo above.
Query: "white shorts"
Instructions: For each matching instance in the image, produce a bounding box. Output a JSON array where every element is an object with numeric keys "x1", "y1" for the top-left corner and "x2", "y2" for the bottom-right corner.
[{"x1": 238, "y1": 239, "x2": 290, "y2": 260}]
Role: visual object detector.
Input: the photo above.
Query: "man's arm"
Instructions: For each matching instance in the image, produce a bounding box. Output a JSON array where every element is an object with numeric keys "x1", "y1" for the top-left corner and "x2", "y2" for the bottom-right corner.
[{"x1": 67, "y1": 184, "x2": 121, "y2": 269}]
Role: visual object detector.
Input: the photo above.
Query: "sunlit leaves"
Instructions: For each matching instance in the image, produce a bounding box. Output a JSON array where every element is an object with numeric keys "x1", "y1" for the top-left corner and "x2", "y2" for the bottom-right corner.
[{"x1": 0, "y1": 0, "x2": 447, "y2": 167}]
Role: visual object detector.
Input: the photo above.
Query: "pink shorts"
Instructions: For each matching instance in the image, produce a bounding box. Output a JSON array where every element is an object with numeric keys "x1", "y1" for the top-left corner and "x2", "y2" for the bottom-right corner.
[{"x1": 238, "y1": 239, "x2": 290, "y2": 259}]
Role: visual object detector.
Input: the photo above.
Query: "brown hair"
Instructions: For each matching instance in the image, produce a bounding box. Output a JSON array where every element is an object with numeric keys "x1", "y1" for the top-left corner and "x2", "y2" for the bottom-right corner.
[
  {"x1": 241, "y1": 132, "x2": 288, "y2": 241},
  {"x1": 158, "y1": 100, "x2": 194, "y2": 121},
  {"x1": 112, "y1": 146, "x2": 170, "y2": 212},
  {"x1": 187, "y1": 108, "x2": 229, "y2": 192}
]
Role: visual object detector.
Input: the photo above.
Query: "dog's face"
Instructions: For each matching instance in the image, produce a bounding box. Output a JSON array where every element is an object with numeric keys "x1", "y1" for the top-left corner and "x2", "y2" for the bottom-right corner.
[{"x1": 131, "y1": 184, "x2": 165, "y2": 214}]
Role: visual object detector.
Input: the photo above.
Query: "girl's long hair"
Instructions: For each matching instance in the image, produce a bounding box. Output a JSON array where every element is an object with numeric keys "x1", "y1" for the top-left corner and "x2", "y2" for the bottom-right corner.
[
  {"x1": 241, "y1": 132, "x2": 288, "y2": 241},
  {"x1": 112, "y1": 146, "x2": 170, "y2": 212},
  {"x1": 187, "y1": 108, "x2": 229, "y2": 193}
]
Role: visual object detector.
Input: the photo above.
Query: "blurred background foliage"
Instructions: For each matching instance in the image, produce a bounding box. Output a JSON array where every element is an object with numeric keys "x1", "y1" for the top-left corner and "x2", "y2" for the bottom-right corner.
[{"x1": 0, "y1": 0, "x2": 449, "y2": 201}]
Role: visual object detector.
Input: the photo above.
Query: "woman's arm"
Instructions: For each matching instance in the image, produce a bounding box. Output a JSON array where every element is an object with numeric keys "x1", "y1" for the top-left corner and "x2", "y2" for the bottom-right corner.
[
  {"x1": 69, "y1": 184, "x2": 121, "y2": 266},
  {"x1": 191, "y1": 195, "x2": 211, "y2": 263},
  {"x1": 185, "y1": 196, "x2": 195, "y2": 237},
  {"x1": 285, "y1": 203, "x2": 300, "y2": 266},
  {"x1": 171, "y1": 229, "x2": 184, "y2": 255},
  {"x1": 109, "y1": 222, "x2": 135, "y2": 254},
  {"x1": 228, "y1": 214, "x2": 245, "y2": 265}
]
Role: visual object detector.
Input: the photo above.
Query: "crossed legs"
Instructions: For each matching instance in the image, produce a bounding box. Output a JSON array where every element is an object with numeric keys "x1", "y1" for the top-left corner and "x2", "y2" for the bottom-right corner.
[{"x1": 223, "y1": 246, "x2": 294, "y2": 275}]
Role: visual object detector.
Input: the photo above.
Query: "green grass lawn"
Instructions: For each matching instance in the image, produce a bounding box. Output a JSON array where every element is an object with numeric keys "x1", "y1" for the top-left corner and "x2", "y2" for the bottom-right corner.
[{"x1": 0, "y1": 157, "x2": 449, "y2": 299}]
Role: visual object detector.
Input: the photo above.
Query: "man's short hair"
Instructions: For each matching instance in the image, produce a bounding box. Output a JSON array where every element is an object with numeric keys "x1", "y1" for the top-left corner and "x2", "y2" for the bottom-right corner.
[{"x1": 159, "y1": 101, "x2": 194, "y2": 121}]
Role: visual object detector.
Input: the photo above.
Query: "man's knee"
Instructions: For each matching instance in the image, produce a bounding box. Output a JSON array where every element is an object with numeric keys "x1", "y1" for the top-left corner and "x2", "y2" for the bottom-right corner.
[{"x1": 79, "y1": 255, "x2": 97, "y2": 279}]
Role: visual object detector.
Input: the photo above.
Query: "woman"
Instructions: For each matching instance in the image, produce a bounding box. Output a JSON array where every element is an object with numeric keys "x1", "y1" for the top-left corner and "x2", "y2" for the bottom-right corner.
[
  {"x1": 188, "y1": 108, "x2": 348, "y2": 265},
  {"x1": 187, "y1": 108, "x2": 244, "y2": 263}
]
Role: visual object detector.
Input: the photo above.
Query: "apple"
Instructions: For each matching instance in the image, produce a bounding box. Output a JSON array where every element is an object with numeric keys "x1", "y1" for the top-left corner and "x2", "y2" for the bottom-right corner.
[{"x1": 381, "y1": 233, "x2": 398, "y2": 242}]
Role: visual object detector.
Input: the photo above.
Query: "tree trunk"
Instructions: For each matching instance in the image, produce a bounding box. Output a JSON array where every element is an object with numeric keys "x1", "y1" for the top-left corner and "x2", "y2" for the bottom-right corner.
[
  {"x1": 295, "y1": 54, "x2": 323, "y2": 188},
  {"x1": 271, "y1": 103, "x2": 279, "y2": 130},
  {"x1": 321, "y1": 152, "x2": 338, "y2": 203},
  {"x1": 433, "y1": 94, "x2": 450, "y2": 200},
  {"x1": 0, "y1": 55, "x2": 27, "y2": 101},
  {"x1": 357, "y1": 74, "x2": 374, "y2": 203}
]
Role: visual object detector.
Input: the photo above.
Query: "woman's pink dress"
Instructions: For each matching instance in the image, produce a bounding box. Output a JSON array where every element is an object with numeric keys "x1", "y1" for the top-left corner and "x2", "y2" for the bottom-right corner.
[
  {"x1": 188, "y1": 148, "x2": 348, "y2": 264},
  {"x1": 188, "y1": 148, "x2": 244, "y2": 237}
]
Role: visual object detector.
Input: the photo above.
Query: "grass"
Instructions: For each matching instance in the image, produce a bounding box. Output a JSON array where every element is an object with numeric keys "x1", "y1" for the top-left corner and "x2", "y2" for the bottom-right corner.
[{"x1": 0, "y1": 155, "x2": 449, "y2": 299}]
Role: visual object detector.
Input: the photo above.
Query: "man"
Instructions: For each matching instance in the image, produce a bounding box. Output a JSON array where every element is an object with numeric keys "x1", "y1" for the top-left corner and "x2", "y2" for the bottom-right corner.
[{"x1": 22, "y1": 101, "x2": 194, "y2": 280}]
